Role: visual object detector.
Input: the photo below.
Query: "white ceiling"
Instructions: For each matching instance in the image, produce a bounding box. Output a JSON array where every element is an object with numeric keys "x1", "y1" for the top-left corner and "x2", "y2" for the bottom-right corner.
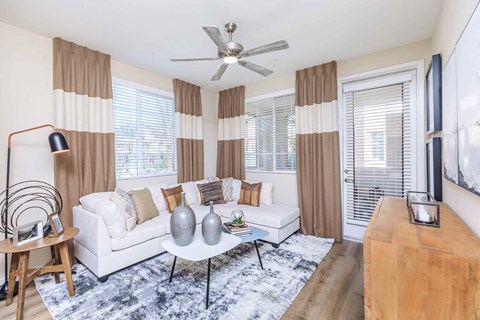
[{"x1": 0, "y1": 0, "x2": 442, "y2": 91}]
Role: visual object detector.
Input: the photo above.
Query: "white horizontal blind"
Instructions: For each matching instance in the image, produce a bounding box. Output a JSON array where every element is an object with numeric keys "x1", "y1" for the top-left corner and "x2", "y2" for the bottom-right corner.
[
  {"x1": 245, "y1": 93, "x2": 296, "y2": 172},
  {"x1": 113, "y1": 83, "x2": 176, "y2": 179},
  {"x1": 344, "y1": 81, "x2": 413, "y2": 225}
]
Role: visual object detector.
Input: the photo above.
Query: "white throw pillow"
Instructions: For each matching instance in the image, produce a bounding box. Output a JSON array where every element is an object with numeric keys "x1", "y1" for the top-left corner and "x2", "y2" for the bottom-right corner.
[
  {"x1": 110, "y1": 187, "x2": 137, "y2": 231},
  {"x1": 208, "y1": 177, "x2": 234, "y2": 202},
  {"x1": 232, "y1": 179, "x2": 242, "y2": 201},
  {"x1": 80, "y1": 194, "x2": 126, "y2": 239},
  {"x1": 180, "y1": 181, "x2": 199, "y2": 205},
  {"x1": 140, "y1": 184, "x2": 168, "y2": 212}
]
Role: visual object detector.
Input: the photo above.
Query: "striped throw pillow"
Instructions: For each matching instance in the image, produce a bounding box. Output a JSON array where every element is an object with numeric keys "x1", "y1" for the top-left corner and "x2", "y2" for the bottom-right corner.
[{"x1": 197, "y1": 181, "x2": 226, "y2": 205}]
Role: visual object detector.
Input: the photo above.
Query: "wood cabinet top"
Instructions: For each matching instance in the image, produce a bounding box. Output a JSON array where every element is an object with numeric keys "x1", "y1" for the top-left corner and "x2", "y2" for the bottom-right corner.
[
  {"x1": 364, "y1": 197, "x2": 480, "y2": 257},
  {"x1": 0, "y1": 227, "x2": 78, "y2": 253}
]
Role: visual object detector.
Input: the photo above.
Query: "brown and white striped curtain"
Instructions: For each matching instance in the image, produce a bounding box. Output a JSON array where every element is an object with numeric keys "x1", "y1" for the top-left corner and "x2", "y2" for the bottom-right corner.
[
  {"x1": 53, "y1": 38, "x2": 116, "y2": 229},
  {"x1": 217, "y1": 86, "x2": 245, "y2": 180},
  {"x1": 296, "y1": 61, "x2": 342, "y2": 242},
  {"x1": 173, "y1": 79, "x2": 204, "y2": 183}
]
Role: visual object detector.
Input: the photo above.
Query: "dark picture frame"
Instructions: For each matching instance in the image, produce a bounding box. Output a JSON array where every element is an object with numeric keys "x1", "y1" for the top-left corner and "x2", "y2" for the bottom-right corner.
[
  {"x1": 426, "y1": 137, "x2": 442, "y2": 201},
  {"x1": 48, "y1": 212, "x2": 64, "y2": 237},
  {"x1": 426, "y1": 54, "x2": 442, "y2": 134}
]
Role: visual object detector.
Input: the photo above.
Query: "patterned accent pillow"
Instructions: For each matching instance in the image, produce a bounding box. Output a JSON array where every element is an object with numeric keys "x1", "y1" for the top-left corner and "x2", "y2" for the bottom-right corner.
[
  {"x1": 238, "y1": 181, "x2": 262, "y2": 207},
  {"x1": 197, "y1": 181, "x2": 227, "y2": 205},
  {"x1": 161, "y1": 185, "x2": 188, "y2": 213},
  {"x1": 110, "y1": 187, "x2": 137, "y2": 231},
  {"x1": 207, "y1": 177, "x2": 234, "y2": 202}
]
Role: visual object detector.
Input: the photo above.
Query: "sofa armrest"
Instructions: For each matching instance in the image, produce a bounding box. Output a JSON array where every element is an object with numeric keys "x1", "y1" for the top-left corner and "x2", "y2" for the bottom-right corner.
[{"x1": 73, "y1": 206, "x2": 112, "y2": 257}]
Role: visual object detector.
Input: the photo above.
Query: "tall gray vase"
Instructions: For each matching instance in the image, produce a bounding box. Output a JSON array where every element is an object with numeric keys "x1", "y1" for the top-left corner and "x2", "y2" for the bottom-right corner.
[
  {"x1": 170, "y1": 192, "x2": 196, "y2": 246},
  {"x1": 202, "y1": 201, "x2": 223, "y2": 245}
]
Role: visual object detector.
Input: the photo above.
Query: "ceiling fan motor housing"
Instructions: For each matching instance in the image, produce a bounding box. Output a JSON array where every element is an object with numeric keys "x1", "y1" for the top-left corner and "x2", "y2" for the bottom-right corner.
[{"x1": 218, "y1": 41, "x2": 244, "y2": 58}]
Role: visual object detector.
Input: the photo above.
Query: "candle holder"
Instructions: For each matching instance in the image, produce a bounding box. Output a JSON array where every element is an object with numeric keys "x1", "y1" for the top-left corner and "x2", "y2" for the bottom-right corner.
[{"x1": 406, "y1": 191, "x2": 440, "y2": 227}]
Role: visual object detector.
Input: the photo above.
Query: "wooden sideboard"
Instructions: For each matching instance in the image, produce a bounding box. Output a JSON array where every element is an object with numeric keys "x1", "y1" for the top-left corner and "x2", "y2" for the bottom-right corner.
[{"x1": 363, "y1": 197, "x2": 480, "y2": 319}]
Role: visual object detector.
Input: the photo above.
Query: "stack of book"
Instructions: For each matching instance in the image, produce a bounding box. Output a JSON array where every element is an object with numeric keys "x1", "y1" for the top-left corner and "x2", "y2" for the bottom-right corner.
[{"x1": 223, "y1": 222, "x2": 251, "y2": 236}]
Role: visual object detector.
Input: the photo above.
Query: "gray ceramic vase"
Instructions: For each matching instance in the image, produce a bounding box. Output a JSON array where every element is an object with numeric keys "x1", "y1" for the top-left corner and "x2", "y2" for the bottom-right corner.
[
  {"x1": 202, "y1": 201, "x2": 223, "y2": 245},
  {"x1": 170, "y1": 192, "x2": 196, "y2": 246}
]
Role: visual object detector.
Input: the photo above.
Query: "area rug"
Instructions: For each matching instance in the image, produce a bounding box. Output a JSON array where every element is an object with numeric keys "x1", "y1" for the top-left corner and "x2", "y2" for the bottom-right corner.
[{"x1": 35, "y1": 233, "x2": 333, "y2": 320}]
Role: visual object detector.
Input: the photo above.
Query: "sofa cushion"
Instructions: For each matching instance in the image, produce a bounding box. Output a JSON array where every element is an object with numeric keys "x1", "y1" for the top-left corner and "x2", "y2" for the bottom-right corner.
[
  {"x1": 161, "y1": 185, "x2": 188, "y2": 213},
  {"x1": 238, "y1": 181, "x2": 262, "y2": 207},
  {"x1": 145, "y1": 184, "x2": 169, "y2": 212},
  {"x1": 222, "y1": 204, "x2": 300, "y2": 229},
  {"x1": 110, "y1": 187, "x2": 137, "y2": 231},
  {"x1": 207, "y1": 177, "x2": 234, "y2": 202},
  {"x1": 128, "y1": 188, "x2": 159, "y2": 224},
  {"x1": 79, "y1": 194, "x2": 127, "y2": 239},
  {"x1": 232, "y1": 179, "x2": 242, "y2": 201},
  {"x1": 111, "y1": 219, "x2": 166, "y2": 251},
  {"x1": 197, "y1": 181, "x2": 226, "y2": 205}
]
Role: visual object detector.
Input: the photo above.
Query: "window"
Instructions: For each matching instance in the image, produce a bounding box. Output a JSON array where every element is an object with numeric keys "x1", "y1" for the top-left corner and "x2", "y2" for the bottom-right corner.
[
  {"x1": 113, "y1": 81, "x2": 176, "y2": 179},
  {"x1": 245, "y1": 92, "x2": 296, "y2": 172}
]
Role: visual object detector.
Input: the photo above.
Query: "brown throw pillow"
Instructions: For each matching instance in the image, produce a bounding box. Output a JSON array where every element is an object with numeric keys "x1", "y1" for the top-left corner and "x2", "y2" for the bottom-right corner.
[
  {"x1": 197, "y1": 181, "x2": 226, "y2": 206},
  {"x1": 161, "y1": 185, "x2": 188, "y2": 213},
  {"x1": 238, "y1": 181, "x2": 262, "y2": 207},
  {"x1": 127, "y1": 188, "x2": 158, "y2": 224}
]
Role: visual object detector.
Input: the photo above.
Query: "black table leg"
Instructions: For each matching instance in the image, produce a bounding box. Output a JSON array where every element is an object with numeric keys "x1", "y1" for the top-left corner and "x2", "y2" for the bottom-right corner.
[
  {"x1": 254, "y1": 240, "x2": 264, "y2": 270},
  {"x1": 169, "y1": 256, "x2": 177, "y2": 283},
  {"x1": 206, "y1": 258, "x2": 211, "y2": 309}
]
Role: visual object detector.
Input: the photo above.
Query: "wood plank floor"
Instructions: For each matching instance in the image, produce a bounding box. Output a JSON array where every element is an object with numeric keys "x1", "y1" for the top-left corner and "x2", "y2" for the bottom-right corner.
[{"x1": 0, "y1": 240, "x2": 364, "y2": 320}]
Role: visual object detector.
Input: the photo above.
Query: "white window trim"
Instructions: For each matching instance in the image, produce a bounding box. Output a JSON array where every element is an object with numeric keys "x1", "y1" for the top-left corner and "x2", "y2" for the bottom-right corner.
[
  {"x1": 245, "y1": 88, "x2": 296, "y2": 174},
  {"x1": 337, "y1": 60, "x2": 425, "y2": 243},
  {"x1": 112, "y1": 78, "x2": 177, "y2": 180},
  {"x1": 113, "y1": 77, "x2": 174, "y2": 98}
]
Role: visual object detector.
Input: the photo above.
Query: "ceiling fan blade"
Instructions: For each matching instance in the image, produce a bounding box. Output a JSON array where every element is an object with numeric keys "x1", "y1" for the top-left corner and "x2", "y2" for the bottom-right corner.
[
  {"x1": 238, "y1": 60, "x2": 273, "y2": 77},
  {"x1": 170, "y1": 57, "x2": 220, "y2": 62},
  {"x1": 239, "y1": 40, "x2": 289, "y2": 58},
  {"x1": 211, "y1": 64, "x2": 229, "y2": 81},
  {"x1": 203, "y1": 26, "x2": 228, "y2": 52}
]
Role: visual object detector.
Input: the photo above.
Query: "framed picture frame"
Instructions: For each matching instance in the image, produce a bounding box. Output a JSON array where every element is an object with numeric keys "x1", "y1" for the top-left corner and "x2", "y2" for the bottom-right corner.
[
  {"x1": 48, "y1": 212, "x2": 64, "y2": 237},
  {"x1": 426, "y1": 137, "x2": 442, "y2": 201},
  {"x1": 426, "y1": 54, "x2": 442, "y2": 134},
  {"x1": 13, "y1": 220, "x2": 43, "y2": 247}
]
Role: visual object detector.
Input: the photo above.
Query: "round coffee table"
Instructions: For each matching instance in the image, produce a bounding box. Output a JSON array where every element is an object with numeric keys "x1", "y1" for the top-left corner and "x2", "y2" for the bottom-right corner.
[
  {"x1": 162, "y1": 227, "x2": 241, "y2": 309},
  {"x1": 226, "y1": 226, "x2": 269, "y2": 269}
]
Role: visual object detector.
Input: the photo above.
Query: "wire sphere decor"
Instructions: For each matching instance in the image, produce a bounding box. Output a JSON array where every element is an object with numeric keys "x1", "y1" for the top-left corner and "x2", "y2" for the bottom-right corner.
[{"x1": 0, "y1": 180, "x2": 63, "y2": 236}]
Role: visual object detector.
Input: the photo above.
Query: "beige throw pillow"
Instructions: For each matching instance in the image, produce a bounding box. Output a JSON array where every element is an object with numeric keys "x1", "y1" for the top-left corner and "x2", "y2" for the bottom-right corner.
[{"x1": 128, "y1": 188, "x2": 159, "y2": 224}]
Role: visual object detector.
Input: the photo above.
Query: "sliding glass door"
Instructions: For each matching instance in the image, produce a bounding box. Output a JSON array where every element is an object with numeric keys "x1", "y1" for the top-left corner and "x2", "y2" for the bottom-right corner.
[{"x1": 341, "y1": 70, "x2": 419, "y2": 238}]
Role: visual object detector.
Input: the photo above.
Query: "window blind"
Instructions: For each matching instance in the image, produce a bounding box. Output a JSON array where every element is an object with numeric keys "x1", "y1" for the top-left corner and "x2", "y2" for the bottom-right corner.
[
  {"x1": 113, "y1": 83, "x2": 176, "y2": 179},
  {"x1": 245, "y1": 93, "x2": 296, "y2": 172},
  {"x1": 344, "y1": 81, "x2": 413, "y2": 225}
]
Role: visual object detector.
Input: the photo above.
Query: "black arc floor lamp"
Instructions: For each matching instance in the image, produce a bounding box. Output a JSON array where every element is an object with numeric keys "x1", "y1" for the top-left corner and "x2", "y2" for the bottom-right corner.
[{"x1": 0, "y1": 124, "x2": 69, "y2": 301}]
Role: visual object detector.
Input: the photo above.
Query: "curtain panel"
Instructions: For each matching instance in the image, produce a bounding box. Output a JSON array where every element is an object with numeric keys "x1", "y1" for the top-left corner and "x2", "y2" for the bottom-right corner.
[
  {"x1": 173, "y1": 79, "x2": 204, "y2": 183},
  {"x1": 216, "y1": 86, "x2": 245, "y2": 180},
  {"x1": 53, "y1": 38, "x2": 116, "y2": 230},
  {"x1": 295, "y1": 61, "x2": 343, "y2": 242}
]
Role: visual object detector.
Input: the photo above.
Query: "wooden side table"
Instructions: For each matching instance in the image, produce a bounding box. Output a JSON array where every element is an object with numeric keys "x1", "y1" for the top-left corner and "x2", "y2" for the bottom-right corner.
[{"x1": 0, "y1": 227, "x2": 79, "y2": 320}]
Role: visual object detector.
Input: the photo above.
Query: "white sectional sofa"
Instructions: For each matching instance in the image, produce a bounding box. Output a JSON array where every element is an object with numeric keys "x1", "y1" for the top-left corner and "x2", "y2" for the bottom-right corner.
[{"x1": 73, "y1": 179, "x2": 300, "y2": 281}]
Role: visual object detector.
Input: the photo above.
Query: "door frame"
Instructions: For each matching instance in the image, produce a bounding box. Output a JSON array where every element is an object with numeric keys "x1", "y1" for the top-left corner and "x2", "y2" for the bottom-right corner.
[{"x1": 337, "y1": 60, "x2": 426, "y2": 242}]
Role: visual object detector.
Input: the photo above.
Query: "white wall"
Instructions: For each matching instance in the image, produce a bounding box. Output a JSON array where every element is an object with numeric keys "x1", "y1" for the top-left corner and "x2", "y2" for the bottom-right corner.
[
  {"x1": 432, "y1": 0, "x2": 480, "y2": 237},
  {"x1": 0, "y1": 21, "x2": 218, "y2": 282}
]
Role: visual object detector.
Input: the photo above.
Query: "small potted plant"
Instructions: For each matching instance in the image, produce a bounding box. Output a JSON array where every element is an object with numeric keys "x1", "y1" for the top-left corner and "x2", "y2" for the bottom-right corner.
[{"x1": 230, "y1": 210, "x2": 245, "y2": 226}]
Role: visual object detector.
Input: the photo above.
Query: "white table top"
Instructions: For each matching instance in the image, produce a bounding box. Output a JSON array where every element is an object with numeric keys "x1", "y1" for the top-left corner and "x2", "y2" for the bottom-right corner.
[{"x1": 162, "y1": 226, "x2": 241, "y2": 261}]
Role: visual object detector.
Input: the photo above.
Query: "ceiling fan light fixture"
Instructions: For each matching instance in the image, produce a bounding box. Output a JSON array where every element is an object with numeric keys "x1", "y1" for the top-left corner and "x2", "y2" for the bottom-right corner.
[{"x1": 223, "y1": 56, "x2": 238, "y2": 64}]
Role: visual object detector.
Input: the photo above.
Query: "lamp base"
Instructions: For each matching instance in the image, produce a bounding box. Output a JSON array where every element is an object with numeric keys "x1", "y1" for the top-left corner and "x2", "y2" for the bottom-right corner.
[{"x1": 0, "y1": 281, "x2": 19, "y2": 301}]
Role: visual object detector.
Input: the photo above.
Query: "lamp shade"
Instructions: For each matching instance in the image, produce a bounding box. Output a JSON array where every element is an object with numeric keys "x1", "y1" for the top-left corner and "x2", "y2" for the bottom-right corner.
[{"x1": 48, "y1": 132, "x2": 69, "y2": 154}]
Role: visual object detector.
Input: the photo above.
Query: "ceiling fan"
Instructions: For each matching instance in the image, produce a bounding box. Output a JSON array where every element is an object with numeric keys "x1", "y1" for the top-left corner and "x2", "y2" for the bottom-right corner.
[{"x1": 170, "y1": 23, "x2": 289, "y2": 81}]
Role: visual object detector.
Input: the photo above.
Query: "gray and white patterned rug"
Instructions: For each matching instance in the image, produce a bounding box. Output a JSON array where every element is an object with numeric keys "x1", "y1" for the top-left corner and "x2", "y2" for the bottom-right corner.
[{"x1": 35, "y1": 234, "x2": 334, "y2": 320}]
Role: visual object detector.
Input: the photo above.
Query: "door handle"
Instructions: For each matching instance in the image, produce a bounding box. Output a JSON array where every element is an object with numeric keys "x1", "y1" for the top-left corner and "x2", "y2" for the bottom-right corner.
[{"x1": 344, "y1": 177, "x2": 354, "y2": 183}]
